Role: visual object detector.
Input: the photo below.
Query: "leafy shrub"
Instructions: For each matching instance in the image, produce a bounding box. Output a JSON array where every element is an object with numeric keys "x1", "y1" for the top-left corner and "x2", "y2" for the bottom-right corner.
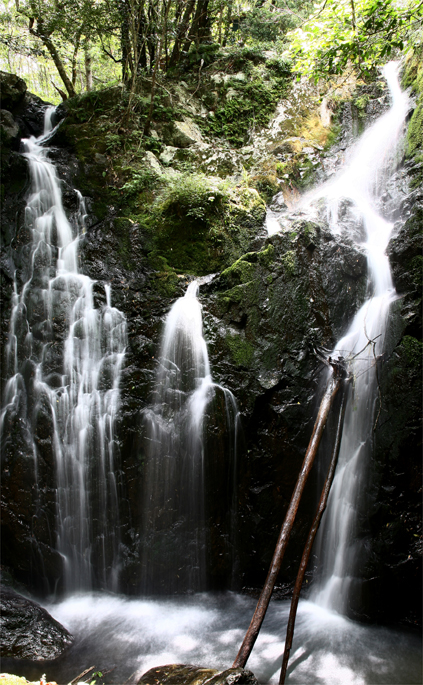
[
  {"x1": 155, "y1": 173, "x2": 228, "y2": 220},
  {"x1": 204, "y1": 77, "x2": 289, "y2": 147},
  {"x1": 121, "y1": 168, "x2": 162, "y2": 196}
]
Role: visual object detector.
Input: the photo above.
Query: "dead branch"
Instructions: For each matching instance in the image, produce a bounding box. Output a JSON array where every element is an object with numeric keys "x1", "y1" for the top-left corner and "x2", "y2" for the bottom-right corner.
[
  {"x1": 70, "y1": 666, "x2": 95, "y2": 685},
  {"x1": 232, "y1": 360, "x2": 346, "y2": 669},
  {"x1": 279, "y1": 381, "x2": 348, "y2": 684}
]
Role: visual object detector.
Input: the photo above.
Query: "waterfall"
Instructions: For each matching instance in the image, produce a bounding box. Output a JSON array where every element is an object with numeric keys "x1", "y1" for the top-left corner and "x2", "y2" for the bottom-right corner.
[
  {"x1": 141, "y1": 279, "x2": 239, "y2": 593},
  {"x1": 0, "y1": 108, "x2": 127, "y2": 593},
  {"x1": 309, "y1": 63, "x2": 410, "y2": 613}
]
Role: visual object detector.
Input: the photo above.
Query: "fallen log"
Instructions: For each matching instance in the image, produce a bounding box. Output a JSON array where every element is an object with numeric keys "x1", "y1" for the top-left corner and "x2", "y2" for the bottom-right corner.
[
  {"x1": 279, "y1": 380, "x2": 348, "y2": 684},
  {"x1": 232, "y1": 361, "x2": 346, "y2": 669}
]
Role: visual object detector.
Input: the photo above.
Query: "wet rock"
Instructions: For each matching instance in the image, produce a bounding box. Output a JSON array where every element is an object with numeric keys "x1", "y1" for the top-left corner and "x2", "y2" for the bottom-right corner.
[
  {"x1": 138, "y1": 665, "x2": 259, "y2": 684},
  {"x1": 0, "y1": 110, "x2": 19, "y2": 143},
  {"x1": 0, "y1": 585, "x2": 73, "y2": 660},
  {"x1": 0, "y1": 71, "x2": 27, "y2": 110},
  {"x1": 205, "y1": 668, "x2": 259, "y2": 684}
]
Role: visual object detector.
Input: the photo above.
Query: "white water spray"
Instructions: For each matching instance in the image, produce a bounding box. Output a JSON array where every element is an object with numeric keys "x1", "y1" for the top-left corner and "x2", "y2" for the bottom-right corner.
[
  {"x1": 141, "y1": 280, "x2": 239, "y2": 593},
  {"x1": 1, "y1": 109, "x2": 127, "y2": 592}
]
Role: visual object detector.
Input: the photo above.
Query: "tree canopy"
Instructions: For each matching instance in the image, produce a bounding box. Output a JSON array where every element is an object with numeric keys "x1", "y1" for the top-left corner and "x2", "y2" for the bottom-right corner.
[{"x1": 0, "y1": 0, "x2": 421, "y2": 102}]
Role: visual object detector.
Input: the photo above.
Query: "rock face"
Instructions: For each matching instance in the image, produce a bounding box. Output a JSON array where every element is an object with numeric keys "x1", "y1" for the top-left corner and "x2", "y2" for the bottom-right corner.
[
  {"x1": 138, "y1": 664, "x2": 259, "y2": 684},
  {"x1": 0, "y1": 585, "x2": 73, "y2": 660}
]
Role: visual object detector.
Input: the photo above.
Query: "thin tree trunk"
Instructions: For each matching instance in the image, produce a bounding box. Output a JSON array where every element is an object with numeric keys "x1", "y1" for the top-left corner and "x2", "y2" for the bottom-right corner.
[
  {"x1": 222, "y1": 0, "x2": 233, "y2": 47},
  {"x1": 84, "y1": 40, "x2": 93, "y2": 91},
  {"x1": 71, "y1": 27, "x2": 83, "y2": 88},
  {"x1": 279, "y1": 382, "x2": 348, "y2": 684},
  {"x1": 218, "y1": 3, "x2": 223, "y2": 44},
  {"x1": 144, "y1": 0, "x2": 169, "y2": 134},
  {"x1": 30, "y1": 22, "x2": 76, "y2": 97},
  {"x1": 232, "y1": 362, "x2": 346, "y2": 670},
  {"x1": 119, "y1": 0, "x2": 133, "y2": 83}
]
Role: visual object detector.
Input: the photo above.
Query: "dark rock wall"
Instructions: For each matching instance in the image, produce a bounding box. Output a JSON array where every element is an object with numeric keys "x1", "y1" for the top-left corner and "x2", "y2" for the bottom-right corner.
[{"x1": 0, "y1": 69, "x2": 421, "y2": 627}]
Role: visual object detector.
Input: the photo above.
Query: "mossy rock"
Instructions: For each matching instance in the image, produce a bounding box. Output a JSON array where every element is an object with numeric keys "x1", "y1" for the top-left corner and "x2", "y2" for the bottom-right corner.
[{"x1": 0, "y1": 676, "x2": 39, "y2": 685}]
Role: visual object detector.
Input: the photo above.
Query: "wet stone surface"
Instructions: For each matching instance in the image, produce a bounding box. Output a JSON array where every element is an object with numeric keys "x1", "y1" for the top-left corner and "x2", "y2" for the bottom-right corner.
[{"x1": 0, "y1": 585, "x2": 73, "y2": 660}]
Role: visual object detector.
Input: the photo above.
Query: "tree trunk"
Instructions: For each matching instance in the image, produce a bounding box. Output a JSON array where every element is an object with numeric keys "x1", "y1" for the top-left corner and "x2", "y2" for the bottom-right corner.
[
  {"x1": 279, "y1": 382, "x2": 348, "y2": 684},
  {"x1": 218, "y1": 3, "x2": 223, "y2": 44},
  {"x1": 119, "y1": 0, "x2": 133, "y2": 83},
  {"x1": 232, "y1": 362, "x2": 346, "y2": 670},
  {"x1": 71, "y1": 28, "x2": 83, "y2": 88},
  {"x1": 183, "y1": 0, "x2": 209, "y2": 51},
  {"x1": 222, "y1": 0, "x2": 233, "y2": 47},
  {"x1": 84, "y1": 40, "x2": 93, "y2": 91},
  {"x1": 144, "y1": 0, "x2": 169, "y2": 133},
  {"x1": 30, "y1": 21, "x2": 76, "y2": 98},
  {"x1": 169, "y1": 0, "x2": 196, "y2": 67}
]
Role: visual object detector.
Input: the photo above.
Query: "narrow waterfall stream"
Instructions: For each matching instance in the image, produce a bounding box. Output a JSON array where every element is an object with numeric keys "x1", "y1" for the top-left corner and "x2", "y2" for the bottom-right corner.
[
  {"x1": 141, "y1": 279, "x2": 239, "y2": 593},
  {"x1": 307, "y1": 62, "x2": 411, "y2": 613},
  {"x1": 1, "y1": 108, "x2": 127, "y2": 592}
]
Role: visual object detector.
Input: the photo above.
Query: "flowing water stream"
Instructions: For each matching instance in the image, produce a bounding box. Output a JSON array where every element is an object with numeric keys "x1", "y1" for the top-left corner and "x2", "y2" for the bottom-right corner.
[
  {"x1": 141, "y1": 279, "x2": 239, "y2": 593},
  {"x1": 1, "y1": 109, "x2": 127, "y2": 592},
  {"x1": 305, "y1": 62, "x2": 410, "y2": 613}
]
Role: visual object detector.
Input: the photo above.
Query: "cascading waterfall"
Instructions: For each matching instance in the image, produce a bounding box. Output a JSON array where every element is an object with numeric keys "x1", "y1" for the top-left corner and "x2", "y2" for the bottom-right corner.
[
  {"x1": 308, "y1": 62, "x2": 411, "y2": 613},
  {"x1": 141, "y1": 279, "x2": 238, "y2": 593},
  {"x1": 0, "y1": 107, "x2": 127, "y2": 593}
]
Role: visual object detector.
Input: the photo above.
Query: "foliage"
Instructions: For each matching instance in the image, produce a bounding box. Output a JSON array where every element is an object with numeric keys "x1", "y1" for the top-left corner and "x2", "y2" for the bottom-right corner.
[
  {"x1": 154, "y1": 172, "x2": 228, "y2": 220},
  {"x1": 121, "y1": 168, "x2": 162, "y2": 195},
  {"x1": 287, "y1": 0, "x2": 423, "y2": 80},
  {"x1": 203, "y1": 66, "x2": 291, "y2": 147}
]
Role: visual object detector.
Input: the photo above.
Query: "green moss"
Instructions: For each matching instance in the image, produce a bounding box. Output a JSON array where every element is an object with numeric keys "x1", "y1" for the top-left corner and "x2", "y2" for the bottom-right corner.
[
  {"x1": 301, "y1": 222, "x2": 317, "y2": 247},
  {"x1": 400, "y1": 336, "x2": 423, "y2": 366},
  {"x1": 258, "y1": 243, "x2": 275, "y2": 266},
  {"x1": 281, "y1": 250, "x2": 296, "y2": 276},
  {"x1": 154, "y1": 270, "x2": 180, "y2": 297},
  {"x1": 219, "y1": 281, "x2": 255, "y2": 305},
  {"x1": 201, "y1": 74, "x2": 290, "y2": 148},
  {"x1": 226, "y1": 334, "x2": 254, "y2": 367},
  {"x1": 0, "y1": 676, "x2": 38, "y2": 685},
  {"x1": 323, "y1": 123, "x2": 341, "y2": 150},
  {"x1": 403, "y1": 48, "x2": 423, "y2": 162},
  {"x1": 221, "y1": 256, "x2": 257, "y2": 287}
]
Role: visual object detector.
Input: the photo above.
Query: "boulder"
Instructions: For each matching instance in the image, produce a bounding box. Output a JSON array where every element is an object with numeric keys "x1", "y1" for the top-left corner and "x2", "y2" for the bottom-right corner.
[
  {"x1": 159, "y1": 145, "x2": 178, "y2": 165},
  {"x1": 138, "y1": 664, "x2": 259, "y2": 684},
  {"x1": 0, "y1": 71, "x2": 27, "y2": 110},
  {"x1": 172, "y1": 119, "x2": 204, "y2": 147},
  {"x1": 0, "y1": 586, "x2": 73, "y2": 661},
  {"x1": 144, "y1": 150, "x2": 163, "y2": 174}
]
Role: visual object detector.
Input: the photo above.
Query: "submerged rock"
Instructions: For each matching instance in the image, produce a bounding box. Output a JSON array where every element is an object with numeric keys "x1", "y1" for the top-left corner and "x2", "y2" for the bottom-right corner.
[
  {"x1": 138, "y1": 664, "x2": 259, "y2": 684},
  {"x1": 0, "y1": 586, "x2": 73, "y2": 660}
]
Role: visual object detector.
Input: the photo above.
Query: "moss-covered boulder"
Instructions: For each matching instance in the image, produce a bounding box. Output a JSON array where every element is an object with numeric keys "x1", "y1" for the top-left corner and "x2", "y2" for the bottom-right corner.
[{"x1": 138, "y1": 665, "x2": 259, "y2": 684}]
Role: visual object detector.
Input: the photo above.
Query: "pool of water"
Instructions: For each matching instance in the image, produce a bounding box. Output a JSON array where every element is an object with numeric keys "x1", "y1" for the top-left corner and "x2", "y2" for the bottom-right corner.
[{"x1": 6, "y1": 593, "x2": 422, "y2": 684}]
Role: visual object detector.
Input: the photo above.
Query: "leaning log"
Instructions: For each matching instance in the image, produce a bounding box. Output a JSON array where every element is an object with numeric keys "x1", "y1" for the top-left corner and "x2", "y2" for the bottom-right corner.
[
  {"x1": 279, "y1": 380, "x2": 348, "y2": 684},
  {"x1": 232, "y1": 362, "x2": 346, "y2": 669}
]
